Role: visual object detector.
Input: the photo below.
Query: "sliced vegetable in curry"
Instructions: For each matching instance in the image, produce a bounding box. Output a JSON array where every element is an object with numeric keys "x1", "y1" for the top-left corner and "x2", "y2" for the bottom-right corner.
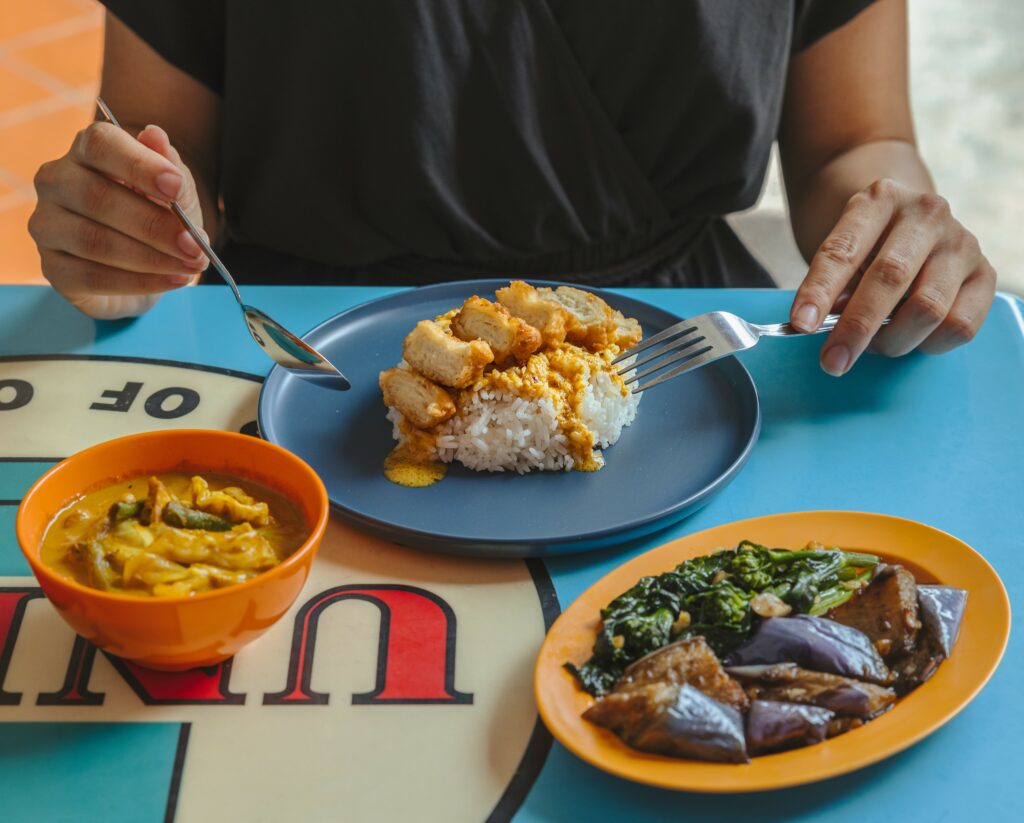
[{"x1": 41, "y1": 473, "x2": 308, "y2": 597}]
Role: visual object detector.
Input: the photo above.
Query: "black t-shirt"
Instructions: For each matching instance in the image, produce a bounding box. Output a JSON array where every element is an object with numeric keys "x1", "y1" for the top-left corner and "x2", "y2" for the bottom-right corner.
[{"x1": 101, "y1": 0, "x2": 875, "y2": 287}]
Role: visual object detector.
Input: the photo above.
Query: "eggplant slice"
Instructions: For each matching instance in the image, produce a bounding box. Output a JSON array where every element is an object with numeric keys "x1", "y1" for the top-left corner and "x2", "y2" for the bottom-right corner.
[
  {"x1": 888, "y1": 637, "x2": 942, "y2": 696},
  {"x1": 726, "y1": 662, "x2": 897, "y2": 719},
  {"x1": 585, "y1": 682, "x2": 749, "y2": 763},
  {"x1": 886, "y1": 585, "x2": 967, "y2": 695},
  {"x1": 828, "y1": 565, "x2": 921, "y2": 658},
  {"x1": 746, "y1": 700, "x2": 834, "y2": 755},
  {"x1": 917, "y1": 585, "x2": 967, "y2": 658},
  {"x1": 725, "y1": 615, "x2": 890, "y2": 684},
  {"x1": 615, "y1": 637, "x2": 749, "y2": 711}
]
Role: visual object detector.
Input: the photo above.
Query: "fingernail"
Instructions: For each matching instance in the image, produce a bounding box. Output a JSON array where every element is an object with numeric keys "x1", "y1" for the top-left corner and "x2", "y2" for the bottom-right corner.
[
  {"x1": 170, "y1": 274, "x2": 193, "y2": 285},
  {"x1": 176, "y1": 230, "x2": 202, "y2": 258},
  {"x1": 822, "y1": 345, "x2": 851, "y2": 377},
  {"x1": 143, "y1": 124, "x2": 169, "y2": 147},
  {"x1": 155, "y1": 171, "x2": 182, "y2": 198},
  {"x1": 794, "y1": 303, "x2": 818, "y2": 331}
]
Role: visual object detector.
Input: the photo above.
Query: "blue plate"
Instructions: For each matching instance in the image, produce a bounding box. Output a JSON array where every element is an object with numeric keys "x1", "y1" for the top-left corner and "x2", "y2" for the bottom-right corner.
[{"x1": 258, "y1": 280, "x2": 760, "y2": 557}]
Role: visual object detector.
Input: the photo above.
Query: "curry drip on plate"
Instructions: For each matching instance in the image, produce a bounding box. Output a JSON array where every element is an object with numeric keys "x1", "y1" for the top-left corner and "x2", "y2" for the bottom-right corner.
[{"x1": 384, "y1": 425, "x2": 448, "y2": 488}]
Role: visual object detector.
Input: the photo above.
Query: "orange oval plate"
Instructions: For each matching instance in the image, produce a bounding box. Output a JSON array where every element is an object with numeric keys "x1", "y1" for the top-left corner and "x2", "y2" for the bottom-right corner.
[{"x1": 534, "y1": 511, "x2": 1011, "y2": 793}]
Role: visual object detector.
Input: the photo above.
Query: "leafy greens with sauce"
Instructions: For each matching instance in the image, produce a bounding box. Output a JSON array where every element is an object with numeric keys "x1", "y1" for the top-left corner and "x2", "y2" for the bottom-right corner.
[{"x1": 567, "y1": 541, "x2": 880, "y2": 696}]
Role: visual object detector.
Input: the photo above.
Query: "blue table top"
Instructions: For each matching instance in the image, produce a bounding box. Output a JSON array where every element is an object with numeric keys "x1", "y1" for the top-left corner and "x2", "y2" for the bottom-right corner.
[{"x1": 1, "y1": 284, "x2": 1021, "y2": 823}]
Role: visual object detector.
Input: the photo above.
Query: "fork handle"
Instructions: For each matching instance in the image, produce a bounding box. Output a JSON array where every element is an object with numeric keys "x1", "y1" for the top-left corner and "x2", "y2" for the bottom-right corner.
[{"x1": 758, "y1": 313, "x2": 892, "y2": 337}]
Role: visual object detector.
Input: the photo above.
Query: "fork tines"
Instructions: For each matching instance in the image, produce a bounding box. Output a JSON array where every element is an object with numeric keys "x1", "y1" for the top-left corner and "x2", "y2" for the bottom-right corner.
[{"x1": 614, "y1": 317, "x2": 717, "y2": 394}]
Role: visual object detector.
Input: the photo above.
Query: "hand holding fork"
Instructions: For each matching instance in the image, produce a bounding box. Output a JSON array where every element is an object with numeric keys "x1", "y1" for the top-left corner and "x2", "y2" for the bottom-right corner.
[{"x1": 615, "y1": 312, "x2": 892, "y2": 393}]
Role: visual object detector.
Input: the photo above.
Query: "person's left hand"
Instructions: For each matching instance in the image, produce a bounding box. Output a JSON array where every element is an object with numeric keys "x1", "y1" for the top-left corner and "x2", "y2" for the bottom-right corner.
[{"x1": 788, "y1": 178, "x2": 996, "y2": 376}]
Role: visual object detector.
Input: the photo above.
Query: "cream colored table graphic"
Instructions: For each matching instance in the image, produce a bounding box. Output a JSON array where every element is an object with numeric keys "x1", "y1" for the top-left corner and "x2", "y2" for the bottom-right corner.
[{"x1": 0, "y1": 356, "x2": 555, "y2": 822}]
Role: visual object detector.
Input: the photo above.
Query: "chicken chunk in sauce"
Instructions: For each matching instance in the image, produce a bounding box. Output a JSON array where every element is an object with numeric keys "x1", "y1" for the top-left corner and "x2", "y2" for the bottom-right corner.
[
  {"x1": 450, "y1": 296, "x2": 542, "y2": 365},
  {"x1": 402, "y1": 319, "x2": 494, "y2": 389},
  {"x1": 379, "y1": 366, "x2": 457, "y2": 430}
]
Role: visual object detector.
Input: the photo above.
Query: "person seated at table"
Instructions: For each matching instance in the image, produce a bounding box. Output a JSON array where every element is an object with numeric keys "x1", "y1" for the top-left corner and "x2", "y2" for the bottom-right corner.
[{"x1": 27, "y1": 0, "x2": 996, "y2": 377}]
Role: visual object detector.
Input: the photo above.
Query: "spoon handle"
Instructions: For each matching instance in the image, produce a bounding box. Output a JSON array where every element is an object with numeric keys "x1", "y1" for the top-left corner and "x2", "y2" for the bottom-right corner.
[
  {"x1": 95, "y1": 96, "x2": 244, "y2": 307},
  {"x1": 167, "y1": 201, "x2": 244, "y2": 305}
]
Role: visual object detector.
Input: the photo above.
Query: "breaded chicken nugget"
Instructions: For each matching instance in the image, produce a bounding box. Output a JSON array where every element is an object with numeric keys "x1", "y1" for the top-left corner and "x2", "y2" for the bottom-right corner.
[
  {"x1": 495, "y1": 280, "x2": 572, "y2": 347},
  {"x1": 451, "y1": 296, "x2": 542, "y2": 365},
  {"x1": 402, "y1": 320, "x2": 494, "y2": 388},
  {"x1": 609, "y1": 309, "x2": 643, "y2": 350},
  {"x1": 379, "y1": 367, "x2": 456, "y2": 429},
  {"x1": 544, "y1": 285, "x2": 617, "y2": 350}
]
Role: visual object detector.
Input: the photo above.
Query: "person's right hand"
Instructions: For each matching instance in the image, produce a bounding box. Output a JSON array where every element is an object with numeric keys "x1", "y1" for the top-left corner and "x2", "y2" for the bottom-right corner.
[{"x1": 29, "y1": 122, "x2": 209, "y2": 320}]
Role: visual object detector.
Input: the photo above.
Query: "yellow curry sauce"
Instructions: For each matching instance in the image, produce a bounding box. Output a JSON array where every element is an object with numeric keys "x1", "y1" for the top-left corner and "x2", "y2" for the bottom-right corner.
[
  {"x1": 384, "y1": 423, "x2": 448, "y2": 488},
  {"x1": 41, "y1": 473, "x2": 308, "y2": 597},
  {"x1": 384, "y1": 342, "x2": 630, "y2": 486},
  {"x1": 479, "y1": 343, "x2": 630, "y2": 472},
  {"x1": 382, "y1": 307, "x2": 458, "y2": 487}
]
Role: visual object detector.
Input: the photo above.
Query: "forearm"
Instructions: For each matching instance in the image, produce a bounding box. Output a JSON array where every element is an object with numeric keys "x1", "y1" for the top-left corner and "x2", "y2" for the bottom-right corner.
[
  {"x1": 99, "y1": 11, "x2": 222, "y2": 242},
  {"x1": 786, "y1": 138, "x2": 934, "y2": 262},
  {"x1": 776, "y1": 0, "x2": 993, "y2": 370}
]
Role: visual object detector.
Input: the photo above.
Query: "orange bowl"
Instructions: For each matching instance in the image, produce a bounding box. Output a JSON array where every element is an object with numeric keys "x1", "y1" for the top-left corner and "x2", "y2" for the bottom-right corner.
[{"x1": 16, "y1": 429, "x2": 329, "y2": 671}]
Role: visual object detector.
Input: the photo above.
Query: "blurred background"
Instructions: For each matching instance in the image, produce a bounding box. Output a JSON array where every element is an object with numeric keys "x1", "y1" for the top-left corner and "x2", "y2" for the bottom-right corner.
[{"x1": 0, "y1": 0, "x2": 1021, "y2": 294}]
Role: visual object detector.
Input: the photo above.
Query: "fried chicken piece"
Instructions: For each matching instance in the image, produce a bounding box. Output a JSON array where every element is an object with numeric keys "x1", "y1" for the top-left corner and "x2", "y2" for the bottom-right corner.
[
  {"x1": 402, "y1": 320, "x2": 494, "y2": 388},
  {"x1": 614, "y1": 636, "x2": 749, "y2": 711},
  {"x1": 609, "y1": 310, "x2": 642, "y2": 350},
  {"x1": 379, "y1": 367, "x2": 456, "y2": 429},
  {"x1": 543, "y1": 286, "x2": 616, "y2": 350},
  {"x1": 450, "y1": 296, "x2": 542, "y2": 365},
  {"x1": 495, "y1": 280, "x2": 572, "y2": 347},
  {"x1": 521, "y1": 282, "x2": 642, "y2": 352}
]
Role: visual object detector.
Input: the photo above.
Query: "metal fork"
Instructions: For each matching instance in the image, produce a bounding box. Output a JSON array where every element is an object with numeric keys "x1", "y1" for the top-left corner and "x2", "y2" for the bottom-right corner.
[{"x1": 613, "y1": 312, "x2": 892, "y2": 393}]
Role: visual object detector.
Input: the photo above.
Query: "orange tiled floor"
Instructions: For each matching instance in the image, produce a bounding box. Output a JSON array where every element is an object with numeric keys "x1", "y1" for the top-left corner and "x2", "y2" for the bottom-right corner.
[{"x1": 0, "y1": 0, "x2": 101, "y2": 284}]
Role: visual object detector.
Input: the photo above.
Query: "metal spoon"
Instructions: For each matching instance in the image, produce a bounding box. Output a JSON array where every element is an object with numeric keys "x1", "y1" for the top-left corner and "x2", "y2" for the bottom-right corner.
[{"x1": 96, "y1": 97, "x2": 350, "y2": 391}]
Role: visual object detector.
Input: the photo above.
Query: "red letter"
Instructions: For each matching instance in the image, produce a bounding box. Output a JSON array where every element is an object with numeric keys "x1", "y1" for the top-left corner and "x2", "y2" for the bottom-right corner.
[
  {"x1": 104, "y1": 655, "x2": 245, "y2": 704},
  {"x1": 37, "y1": 636, "x2": 104, "y2": 706},
  {"x1": 37, "y1": 638, "x2": 244, "y2": 706},
  {"x1": 0, "y1": 587, "x2": 44, "y2": 705},
  {"x1": 264, "y1": 585, "x2": 472, "y2": 705}
]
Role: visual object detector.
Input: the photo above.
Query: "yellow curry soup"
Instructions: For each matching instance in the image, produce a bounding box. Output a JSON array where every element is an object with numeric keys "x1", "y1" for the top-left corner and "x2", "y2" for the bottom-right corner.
[{"x1": 40, "y1": 473, "x2": 309, "y2": 598}]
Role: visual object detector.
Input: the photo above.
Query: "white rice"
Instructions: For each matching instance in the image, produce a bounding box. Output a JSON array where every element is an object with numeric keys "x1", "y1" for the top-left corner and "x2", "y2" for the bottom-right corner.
[{"x1": 386, "y1": 358, "x2": 641, "y2": 474}]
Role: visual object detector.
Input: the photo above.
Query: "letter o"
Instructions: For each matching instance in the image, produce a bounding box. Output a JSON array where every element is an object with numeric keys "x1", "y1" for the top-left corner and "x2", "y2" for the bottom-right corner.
[
  {"x1": 144, "y1": 387, "x2": 200, "y2": 419},
  {"x1": 0, "y1": 379, "x2": 33, "y2": 411}
]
